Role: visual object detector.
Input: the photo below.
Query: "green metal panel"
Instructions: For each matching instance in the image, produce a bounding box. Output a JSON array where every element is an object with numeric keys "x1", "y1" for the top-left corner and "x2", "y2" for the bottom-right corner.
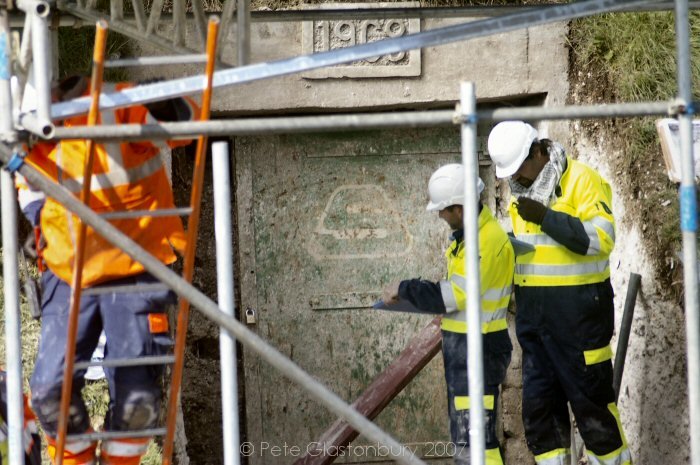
[{"x1": 236, "y1": 127, "x2": 492, "y2": 464}]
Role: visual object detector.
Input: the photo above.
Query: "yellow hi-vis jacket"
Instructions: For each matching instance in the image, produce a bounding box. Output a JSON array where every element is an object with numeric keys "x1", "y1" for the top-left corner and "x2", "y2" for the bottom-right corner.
[
  {"x1": 509, "y1": 157, "x2": 615, "y2": 287},
  {"x1": 22, "y1": 82, "x2": 198, "y2": 287},
  {"x1": 440, "y1": 205, "x2": 515, "y2": 334}
]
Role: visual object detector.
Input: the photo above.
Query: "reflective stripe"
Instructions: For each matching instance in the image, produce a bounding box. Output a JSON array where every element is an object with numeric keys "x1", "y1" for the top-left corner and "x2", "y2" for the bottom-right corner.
[
  {"x1": 587, "y1": 446, "x2": 632, "y2": 465},
  {"x1": 63, "y1": 438, "x2": 97, "y2": 454},
  {"x1": 450, "y1": 273, "x2": 466, "y2": 292},
  {"x1": 56, "y1": 85, "x2": 166, "y2": 194},
  {"x1": 584, "y1": 221, "x2": 601, "y2": 255},
  {"x1": 485, "y1": 448, "x2": 505, "y2": 465},
  {"x1": 441, "y1": 316, "x2": 507, "y2": 334},
  {"x1": 516, "y1": 259, "x2": 609, "y2": 277},
  {"x1": 516, "y1": 233, "x2": 559, "y2": 246},
  {"x1": 59, "y1": 155, "x2": 164, "y2": 193},
  {"x1": 591, "y1": 216, "x2": 615, "y2": 241},
  {"x1": 584, "y1": 345, "x2": 613, "y2": 365},
  {"x1": 454, "y1": 395, "x2": 495, "y2": 411},
  {"x1": 440, "y1": 279, "x2": 458, "y2": 312},
  {"x1": 535, "y1": 448, "x2": 571, "y2": 465},
  {"x1": 586, "y1": 402, "x2": 632, "y2": 465},
  {"x1": 482, "y1": 287, "x2": 511, "y2": 301},
  {"x1": 101, "y1": 439, "x2": 150, "y2": 457}
]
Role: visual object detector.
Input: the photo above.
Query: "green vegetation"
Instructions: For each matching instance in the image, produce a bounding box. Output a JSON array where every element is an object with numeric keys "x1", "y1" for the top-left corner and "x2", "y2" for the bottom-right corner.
[{"x1": 570, "y1": 12, "x2": 700, "y2": 297}]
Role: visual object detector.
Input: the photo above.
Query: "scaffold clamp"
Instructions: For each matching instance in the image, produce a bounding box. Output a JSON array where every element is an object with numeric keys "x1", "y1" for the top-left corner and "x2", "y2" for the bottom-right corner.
[
  {"x1": 452, "y1": 104, "x2": 478, "y2": 125},
  {"x1": 668, "y1": 99, "x2": 696, "y2": 117},
  {"x1": 5, "y1": 150, "x2": 27, "y2": 173}
]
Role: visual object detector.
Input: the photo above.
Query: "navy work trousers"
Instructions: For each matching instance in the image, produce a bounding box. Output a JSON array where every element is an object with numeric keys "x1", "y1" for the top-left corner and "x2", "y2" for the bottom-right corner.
[
  {"x1": 30, "y1": 270, "x2": 176, "y2": 436},
  {"x1": 515, "y1": 279, "x2": 624, "y2": 456},
  {"x1": 442, "y1": 329, "x2": 511, "y2": 451}
]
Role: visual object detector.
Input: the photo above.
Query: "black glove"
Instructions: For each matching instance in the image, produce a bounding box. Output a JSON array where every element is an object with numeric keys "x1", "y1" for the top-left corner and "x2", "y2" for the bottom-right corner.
[{"x1": 516, "y1": 196, "x2": 548, "y2": 225}]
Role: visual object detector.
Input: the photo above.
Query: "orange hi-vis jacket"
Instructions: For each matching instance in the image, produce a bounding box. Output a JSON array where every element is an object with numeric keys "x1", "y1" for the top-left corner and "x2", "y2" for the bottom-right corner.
[{"x1": 20, "y1": 82, "x2": 199, "y2": 287}]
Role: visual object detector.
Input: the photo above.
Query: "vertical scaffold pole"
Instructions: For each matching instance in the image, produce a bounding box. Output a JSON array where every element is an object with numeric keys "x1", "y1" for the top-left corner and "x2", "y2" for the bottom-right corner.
[
  {"x1": 237, "y1": 0, "x2": 250, "y2": 66},
  {"x1": 460, "y1": 81, "x2": 485, "y2": 465},
  {"x1": 0, "y1": 6, "x2": 26, "y2": 465},
  {"x1": 674, "y1": 2, "x2": 700, "y2": 465},
  {"x1": 1, "y1": 169, "x2": 25, "y2": 465},
  {"x1": 29, "y1": 0, "x2": 52, "y2": 126},
  {"x1": 212, "y1": 141, "x2": 241, "y2": 465}
]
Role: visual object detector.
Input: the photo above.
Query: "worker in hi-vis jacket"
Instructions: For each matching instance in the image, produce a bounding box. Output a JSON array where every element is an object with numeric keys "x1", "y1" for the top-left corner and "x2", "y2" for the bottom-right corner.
[
  {"x1": 15, "y1": 75, "x2": 199, "y2": 465},
  {"x1": 381, "y1": 164, "x2": 514, "y2": 465},
  {"x1": 487, "y1": 121, "x2": 631, "y2": 465}
]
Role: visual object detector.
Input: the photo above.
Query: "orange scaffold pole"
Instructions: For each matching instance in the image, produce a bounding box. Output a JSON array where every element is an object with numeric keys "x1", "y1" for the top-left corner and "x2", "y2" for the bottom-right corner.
[
  {"x1": 54, "y1": 20, "x2": 108, "y2": 465},
  {"x1": 162, "y1": 16, "x2": 220, "y2": 465}
]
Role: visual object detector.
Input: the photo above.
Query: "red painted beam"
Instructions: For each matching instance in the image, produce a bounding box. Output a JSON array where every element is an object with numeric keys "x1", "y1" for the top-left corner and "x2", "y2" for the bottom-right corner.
[{"x1": 293, "y1": 317, "x2": 443, "y2": 465}]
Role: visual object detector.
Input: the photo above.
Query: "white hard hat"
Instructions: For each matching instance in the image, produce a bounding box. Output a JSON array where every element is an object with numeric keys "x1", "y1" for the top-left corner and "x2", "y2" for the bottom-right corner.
[
  {"x1": 487, "y1": 121, "x2": 538, "y2": 178},
  {"x1": 426, "y1": 164, "x2": 485, "y2": 211}
]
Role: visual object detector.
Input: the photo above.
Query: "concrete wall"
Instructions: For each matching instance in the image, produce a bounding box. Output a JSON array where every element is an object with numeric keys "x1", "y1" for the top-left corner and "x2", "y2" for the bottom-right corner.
[{"x1": 572, "y1": 131, "x2": 690, "y2": 465}]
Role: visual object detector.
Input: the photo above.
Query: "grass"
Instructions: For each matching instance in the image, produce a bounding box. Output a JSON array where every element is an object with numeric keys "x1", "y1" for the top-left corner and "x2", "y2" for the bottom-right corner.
[{"x1": 570, "y1": 12, "x2": 700, "y2": 297}]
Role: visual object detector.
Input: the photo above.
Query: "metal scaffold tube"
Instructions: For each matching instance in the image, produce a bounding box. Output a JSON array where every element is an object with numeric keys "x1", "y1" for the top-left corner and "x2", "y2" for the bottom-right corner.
[
  {"x1": 28, "y1": 0, "x2": 53, "y2": 130},
  {"x1": 460, "y1": 82, "x2": 485, "y2": 465},
  {"x1": 48, "y1": 0, "x2": 657, "y2": 121},
  {"x1": 674, "y1": 2, "x2": 700, "y2": 465},
  {"x1": 0, "y1": 6, "x2": 25, "y2": 465},
  {"x1": 0, "y1": 144, "x2": 428, "y2": 465},
  {"x1": 50, "y1": 100, "x2": 689, "y2": 142},
  {"x1": 212, "y1": 141, "x2": 241, "y2": 465},
  {"x1": 1, "y1": 169, "x2": 25, "y2": 465},
  {"x1": 237, "y1": 0, "x2": 250, "y2": 66}
]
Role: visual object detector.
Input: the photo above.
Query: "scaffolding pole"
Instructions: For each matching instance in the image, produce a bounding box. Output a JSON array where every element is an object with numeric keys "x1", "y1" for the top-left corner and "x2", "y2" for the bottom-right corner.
[
  {"x1": 48, "y1": 0, "x2": 657, "y2": 121},
  {"x1": 674, "y1": 2, "x2": 700, "y2": 465},
  {"x1": 237, "y1": 0, "x2": 250, "y2": 66},
  {"x1": 212, "y1": 141, "x2": 241, "y2": 465},
  {"x1": 1, "y1": 167, "x2": 25, "y2": 465},
  {"x1": 0, "y1": 143, "x2": 426, "y2": 465},
  {"x1": 0, "y1": 7, "x2": 24, "y2": 463},
  {"x1": 50, "y1": 100, "x2": 685, "y2": 142},
  {"x1": 461, "y1": 82, "x2": 486, "y2": 465}
]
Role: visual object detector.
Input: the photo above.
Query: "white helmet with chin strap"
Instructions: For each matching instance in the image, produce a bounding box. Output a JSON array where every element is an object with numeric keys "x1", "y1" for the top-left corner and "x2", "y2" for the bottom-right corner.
[
  {"x1": 487, "y1": 121, "x2": 539, "y2": 178},
  {"x1": 426, "y1": 163, "x2": 485, "y2": 211}
]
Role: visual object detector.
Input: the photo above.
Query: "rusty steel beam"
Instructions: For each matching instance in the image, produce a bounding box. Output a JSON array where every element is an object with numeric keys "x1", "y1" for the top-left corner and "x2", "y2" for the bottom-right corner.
[{"x1": 294, "y1": 317, "x2": 443, "y2": 465}]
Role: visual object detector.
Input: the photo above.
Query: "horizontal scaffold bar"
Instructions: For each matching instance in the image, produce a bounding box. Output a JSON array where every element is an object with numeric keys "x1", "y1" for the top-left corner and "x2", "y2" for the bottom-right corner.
[
  {"x1": 50, "y1": 101, "x2": 677, "y2": 141},
  {"x1": 47, "y1": 0, "x2": 657, "y2": 121}
]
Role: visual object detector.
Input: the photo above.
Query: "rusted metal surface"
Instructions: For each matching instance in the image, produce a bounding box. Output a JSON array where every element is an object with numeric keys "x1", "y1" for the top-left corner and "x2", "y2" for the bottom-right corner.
[{"x1": 293, "y1": 317, "x2": 443, "y2": 465}]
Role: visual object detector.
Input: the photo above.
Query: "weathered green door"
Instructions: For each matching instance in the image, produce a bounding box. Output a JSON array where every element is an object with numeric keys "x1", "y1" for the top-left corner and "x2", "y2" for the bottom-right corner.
[{"x1": 235, "y1": 127, "x2": 491, "y2": 464}]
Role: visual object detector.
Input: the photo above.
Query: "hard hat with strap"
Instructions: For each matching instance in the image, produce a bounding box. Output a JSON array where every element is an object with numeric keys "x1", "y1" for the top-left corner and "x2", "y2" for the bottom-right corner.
[
  {"x1": 487, "y1": 121, "x2": 538, "y2": 178},
  {"x1": 426, "y1": 163, "x2": 485, "y2": 211}
]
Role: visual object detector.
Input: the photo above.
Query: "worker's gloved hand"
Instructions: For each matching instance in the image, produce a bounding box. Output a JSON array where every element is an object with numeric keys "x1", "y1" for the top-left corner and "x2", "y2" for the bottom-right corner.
[
  {"x1": 516, "y1": 196, "x2": 548, "y2": 225},
  {"x1": 381, "y1": 281, "x2": 402, "y2": 306},
  {"x1": 23, "y1": 231, "x2": 44, "y2": 259}
]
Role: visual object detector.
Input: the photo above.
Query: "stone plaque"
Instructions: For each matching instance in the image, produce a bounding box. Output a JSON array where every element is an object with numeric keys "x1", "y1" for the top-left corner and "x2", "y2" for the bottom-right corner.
[{"x1": 301, "y1": 2, "x2": 421, "y2": 79}]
